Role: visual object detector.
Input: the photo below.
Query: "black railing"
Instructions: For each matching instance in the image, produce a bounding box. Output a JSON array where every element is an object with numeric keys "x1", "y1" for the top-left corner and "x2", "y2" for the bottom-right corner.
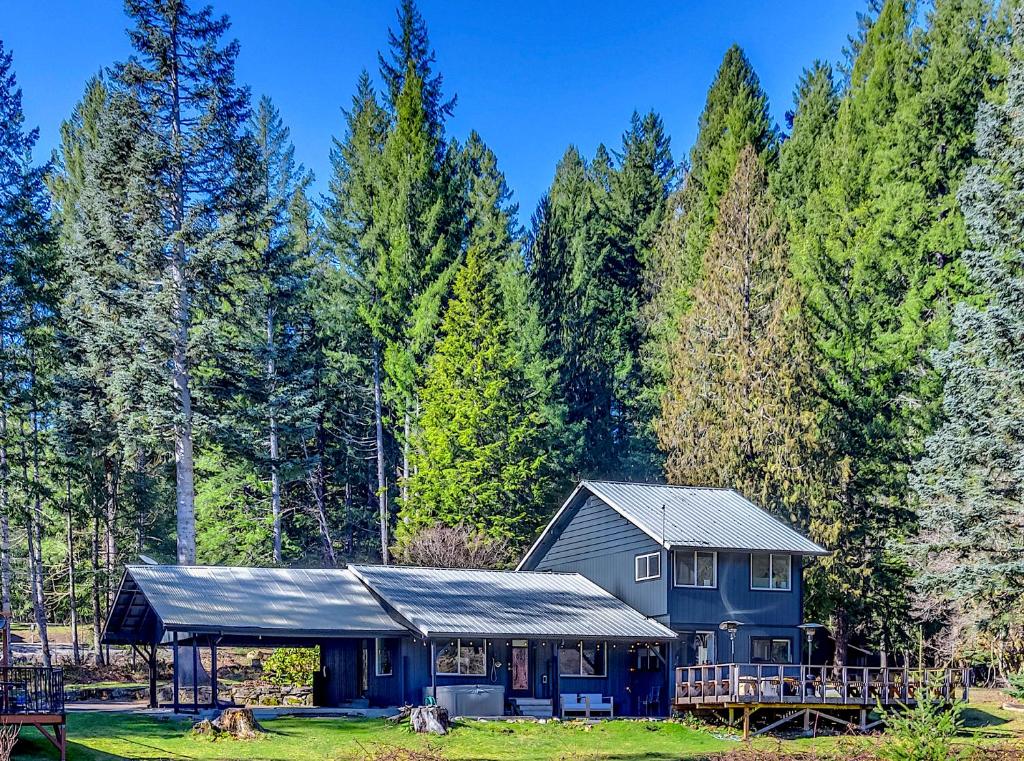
[{"x1": 0, "y1": 667, "x2": 64, "y2": 714}]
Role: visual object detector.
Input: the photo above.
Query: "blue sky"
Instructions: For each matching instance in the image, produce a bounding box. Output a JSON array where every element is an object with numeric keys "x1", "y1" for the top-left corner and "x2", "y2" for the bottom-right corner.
[{"x1": 2, "y1": 0, "x2": 865, "y2": 221}]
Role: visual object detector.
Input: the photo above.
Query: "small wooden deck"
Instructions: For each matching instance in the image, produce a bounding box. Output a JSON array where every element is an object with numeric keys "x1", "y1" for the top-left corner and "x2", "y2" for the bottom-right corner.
[
  {"x1": 674, "y1": 663, "x2": 969, "y2": 738},
  {"x1": 0, "y1": 666, "x2": 66, "y2": 760}
]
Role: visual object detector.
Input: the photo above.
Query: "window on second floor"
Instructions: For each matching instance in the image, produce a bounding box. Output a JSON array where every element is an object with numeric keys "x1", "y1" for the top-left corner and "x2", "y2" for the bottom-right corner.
[
  {"x1": 635, "y1": 552, "x2": 661, "y2": 581},
  {"x1": 674, "y1": 550, "x2": 717, "y2": 588},
  {"x1": 750, "y1": 553, "x2": 792, "y2": 591}
]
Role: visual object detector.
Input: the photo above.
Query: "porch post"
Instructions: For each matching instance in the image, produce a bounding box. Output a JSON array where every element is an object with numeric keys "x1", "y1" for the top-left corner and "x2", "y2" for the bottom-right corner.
[
  {"x1": 210, "y1": 638, "x2": 219, "y2": 708},
  {"x1": 192, "y1": 635, "x2": 199, "y2": 714},
  {"x1": 665, "y1": 640, "x2": 673, "y2": 716},
  {"x1": 430, "y1": 639, "x2": 437, "y2": 702},
  {"x1": 553, "y1": 642, "x2": 560, "y2": 718},
  {"x1": 172, "y1": 632, "x2": 179, "y2": 713},
  {"x1": 148, "y1": 644, "x2": 157, "y2": 709}
]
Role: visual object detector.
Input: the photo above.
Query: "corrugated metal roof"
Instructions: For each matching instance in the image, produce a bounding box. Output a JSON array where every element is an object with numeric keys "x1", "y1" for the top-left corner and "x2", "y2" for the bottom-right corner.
[
  {"x1": 581, "y1": 481, "x2": 827, "y2": 555},
  {"x1": 123, "y1": 565, "x2": 407, "y2": 636},
  {"x1": 349, "y1": 564, "x2": 677, "y2": 640}
]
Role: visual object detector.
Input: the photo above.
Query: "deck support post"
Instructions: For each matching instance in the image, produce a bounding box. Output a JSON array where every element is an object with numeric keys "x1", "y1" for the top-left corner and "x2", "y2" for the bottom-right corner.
[
  {"x1": 210, "y1": 639, "x2": 219, "y2": 708},
  {"x1": 728, "y1": 707, "x2": 735, "y2": 727},
  {"x1": 742, "y1": 706, "x2": 750, "y2": 741},
  {"x1": 429, "y1": 639, "x2": 437, "y2": 703},
  {"x1": 172, "y1": 632, "x2": 179, "y2": 714},
  {"x1": 803, "y1": 707, "x2": 810, "y2": 731},
  {"x1": 148, "y1": 644, "x2": 157, "y2": 708},
  {"x1": 859, "y1": 708, "x2": 867, "y2": 731}
]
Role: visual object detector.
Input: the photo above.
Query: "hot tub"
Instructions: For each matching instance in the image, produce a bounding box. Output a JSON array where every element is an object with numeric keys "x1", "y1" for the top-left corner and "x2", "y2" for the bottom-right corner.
[{"x1": 425, "y1": 684, "x2": 505, "y2": 717}]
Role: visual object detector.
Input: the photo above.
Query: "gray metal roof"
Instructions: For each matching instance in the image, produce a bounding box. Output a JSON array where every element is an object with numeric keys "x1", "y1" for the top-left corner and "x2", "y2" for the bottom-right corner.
[
  {"x1": 581, "y1": 481, "x2": 827, "y2": 555},
  {"x1": 519, "y1": 481, "x2": 827, "y2": 569},
  {"x1": 117, "y1": 564, "x2": 407, "y2": 637},
  {"x1": 349, "y1": 564, "x2": 677, "y2": 641}
]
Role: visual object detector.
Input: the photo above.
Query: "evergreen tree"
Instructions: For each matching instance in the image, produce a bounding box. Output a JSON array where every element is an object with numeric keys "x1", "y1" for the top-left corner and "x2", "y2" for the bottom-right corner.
[
  {"x1": 659, "y1": 145, "x2": 818, "y2": 523},
  {"x1": 400, "y1": 134, "x2": 557, "y2": 544},
  {"x1": 326, "y1": 70, "x2": 391, "y2": 562},
  {"x1": 113, "y1": 0, "x2": 257, "y2": 564},
  {"x1": 912, "y1": 10, "x2": 1024, "y2": 660},
  {"x1": 378, "y1": 0, "x2": 455, "y2": 139},
  {"x1": 0, "y1": 39, "x2": 56, "y2": 667},
  {"x1": 787, "y1": 0, "x2": 1000, "y2": 663},
  {"x1": 199, "y1": 96, "x2": 313, "y2": 564},
  {"x1": 645, "y1": 46, "x2": 776, "y2": 416}
]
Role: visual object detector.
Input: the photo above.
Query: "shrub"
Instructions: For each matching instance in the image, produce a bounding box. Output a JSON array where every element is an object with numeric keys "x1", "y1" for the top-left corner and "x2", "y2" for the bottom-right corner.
[
  {"x1": 877, "y1": 700, "x2": 963, "y2": 761},
  {"x1": 262, "y1": 647, "x2": 319, "y2": 687},
  {"x1": 1007, "y1": 672, "x2": 1024, "y2": 702}
]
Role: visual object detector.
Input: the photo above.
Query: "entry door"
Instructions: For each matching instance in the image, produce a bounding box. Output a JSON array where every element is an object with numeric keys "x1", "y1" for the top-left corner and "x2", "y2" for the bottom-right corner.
[
  {"x1": 510, "y1": 640, "x2": 530, "y2": 696},
  {"x1": 695, "y1": 631, "x2": 715, "y2": 664}
]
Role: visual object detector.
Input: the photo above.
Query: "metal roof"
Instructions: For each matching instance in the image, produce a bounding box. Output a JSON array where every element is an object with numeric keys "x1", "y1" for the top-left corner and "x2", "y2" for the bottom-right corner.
[
  {"x1": 349, "y1": 564, "x2": 677, "y2": 641},
  {"x1": 519, "y1": 481, "x2": 827, "y2": 569},
  {"x1": 106, "y1": 565, "x2": 406, "y2": 641}
]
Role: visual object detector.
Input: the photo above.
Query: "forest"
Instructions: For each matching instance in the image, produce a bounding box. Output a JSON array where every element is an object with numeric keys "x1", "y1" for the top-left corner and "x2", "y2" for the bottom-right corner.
[{"x1": 0, "y1": 0, "x2": 1022, "y2": 678}]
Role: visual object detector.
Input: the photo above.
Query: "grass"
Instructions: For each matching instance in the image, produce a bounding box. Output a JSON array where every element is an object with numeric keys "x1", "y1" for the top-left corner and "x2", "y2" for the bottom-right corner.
[
  {"x1": 10, "y1": 690, "x2": 1024, "y2": 760},
  {"x1": 15, "y1": 714, "x2": 740, "y2": 760}
]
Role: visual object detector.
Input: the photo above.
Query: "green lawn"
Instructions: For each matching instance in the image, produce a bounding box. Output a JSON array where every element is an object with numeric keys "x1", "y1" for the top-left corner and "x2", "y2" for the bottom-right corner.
[
  {"x1": 12, "y1": 693, "x2": 1024, "y2": 761},
  {"x1": 16, "y1": 714, "x2": 741, "y2": 761}
]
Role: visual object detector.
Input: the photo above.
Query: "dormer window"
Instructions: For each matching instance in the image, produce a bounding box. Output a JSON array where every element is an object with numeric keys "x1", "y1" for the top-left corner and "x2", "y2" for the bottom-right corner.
[
  {"x1": 635, "y1": 552, "x2": 661, "y2": 582},
  {"x1": 674, "y1": 550, "x2": 717, "y2": 588}
]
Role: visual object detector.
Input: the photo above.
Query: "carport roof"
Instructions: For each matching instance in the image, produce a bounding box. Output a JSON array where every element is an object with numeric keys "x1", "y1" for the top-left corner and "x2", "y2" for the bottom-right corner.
[{"x1": 103, "y1": 564, "x2": 407, "y2": 644}]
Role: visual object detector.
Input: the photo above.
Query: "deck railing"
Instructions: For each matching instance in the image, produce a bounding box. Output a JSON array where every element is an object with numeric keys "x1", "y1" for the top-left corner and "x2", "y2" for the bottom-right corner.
[
  {"x1": 674, "y1": 664, "x2": 968, "y2": 706},
  {"x1": 0, "y1": 667, "x2": 65, "y2": 715}
]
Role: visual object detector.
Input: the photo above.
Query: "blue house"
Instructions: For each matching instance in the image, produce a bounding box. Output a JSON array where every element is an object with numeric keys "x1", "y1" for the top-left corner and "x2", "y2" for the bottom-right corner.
[
  {"x1": 103, "y1": 480, "x2": 826, "y2": 719},
  {"x1": 518, "y1": 481, "x2": 828, "y2": 670}
]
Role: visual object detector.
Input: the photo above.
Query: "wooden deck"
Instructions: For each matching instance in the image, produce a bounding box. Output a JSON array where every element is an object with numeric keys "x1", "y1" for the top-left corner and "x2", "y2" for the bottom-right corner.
[
  {"x1": 0, "y1": 666, "x2": 66, "y2": 760},
  {"x1": 674, "y1": 663, "x2": 968, "y2": 738},
  {"x1": 675, "y1": 663, "x2": 969, "y2": 707}
]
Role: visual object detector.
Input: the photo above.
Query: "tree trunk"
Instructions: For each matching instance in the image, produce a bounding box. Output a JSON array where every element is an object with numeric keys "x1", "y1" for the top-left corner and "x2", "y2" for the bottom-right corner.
[
  {"x1": 66, "y1": 478, "x2": 80, "y2": 665},
  {"x1": 169, "y1": 13, "x2": 196, "y2": 566},
  {"x1": 0, "y1": 401, "x2": 11, "y2": 667},
  {"x1": 373, "y1": 341, "x2": 389, "y2": 565},
  {"x1": 833, "y1": 610, "x2": 848, "y2": 670},
  {"x1": 91, "y1": 511, "x2": 105, "y2": 666},
  {"x1": 267, "y1": 306, "x2": 282, "y2": 564},
  {"x1": 402, "y1": 408, "x2": 410, "y2": 505},
  {"x1": 410, "y1": 705, "x2": 450, "y2": 735},
  {"x1": 21, "y1": 412, "x2": 50, "y2": 669}
]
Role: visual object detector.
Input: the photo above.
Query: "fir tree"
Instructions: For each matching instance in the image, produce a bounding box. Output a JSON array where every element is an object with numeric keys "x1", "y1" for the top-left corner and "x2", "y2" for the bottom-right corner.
[
  {"x1": 0, "y1": 40, "x2": 56, "y2": 667},
  {"x1": 912, "y1": 9, "x2": 1024, "y2": 657},
  {"x1": 400, "y1": 135, "x2": 556, "y2": 544},
  {"x1": 113, "y1": 0, "x2": 258, "y2": 564},
  {"x1": 789, "y1": 0, "x2": 1001, "y2": 663}
]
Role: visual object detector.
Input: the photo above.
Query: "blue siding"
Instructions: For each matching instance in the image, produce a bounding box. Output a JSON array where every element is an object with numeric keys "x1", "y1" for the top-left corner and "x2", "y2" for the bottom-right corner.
[
  {"x1": 524, "y1": 492, "x2": 810, "y2": 664},
  {"x1": 394, "y1": 637, "x2": 672, "y2": 716},
  {"x1": 666, "y1": 551, "x2": 801, "y2": 627},
  {"x1": 532, "y1": 496, "x2": 667, "y2": 618}
]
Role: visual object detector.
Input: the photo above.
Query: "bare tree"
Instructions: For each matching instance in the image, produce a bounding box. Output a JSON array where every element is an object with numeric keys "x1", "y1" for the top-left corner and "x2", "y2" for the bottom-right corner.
[{"x1": 393, "y1": 525, "x2": 512, "y2": 569}]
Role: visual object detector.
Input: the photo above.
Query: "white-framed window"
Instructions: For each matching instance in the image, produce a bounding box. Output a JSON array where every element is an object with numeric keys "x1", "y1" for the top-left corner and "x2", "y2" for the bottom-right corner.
[
  {"x1": 751, "y1": 637, "x2": 792, "y2": 664},
  {"x1": 558, "y1": 640, "x2": 607, "y2": 677},
  {"x1": 375, "y1": 638, "x2": 393, "y2": 676},
  {"x1": 673, "y1": 550, "x2": 717, "y2": 588},
  {"x1": 436, "y1": 639, "x2": 487, "y2": 676},
  {"x1": 750, "y1": 553, "x2": 792, "y2": 591},
  {"x1": 635, "y1": 551, "x2": 661, "y2": 582}
]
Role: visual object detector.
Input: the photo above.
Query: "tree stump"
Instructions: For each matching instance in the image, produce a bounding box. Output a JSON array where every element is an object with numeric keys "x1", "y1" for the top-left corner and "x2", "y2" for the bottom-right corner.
[
  {"x1": 213, "y1": 707, "x2": 266, "y2": 739},
  {"x1": 410, "y1": 705, "x2": 450, "y2": 735}
]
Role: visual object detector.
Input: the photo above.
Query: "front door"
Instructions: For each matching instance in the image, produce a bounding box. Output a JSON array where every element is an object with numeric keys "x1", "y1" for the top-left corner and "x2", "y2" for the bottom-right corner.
[{"x1": 510, "y1": 640, "x2": 530, "y2": 696}]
